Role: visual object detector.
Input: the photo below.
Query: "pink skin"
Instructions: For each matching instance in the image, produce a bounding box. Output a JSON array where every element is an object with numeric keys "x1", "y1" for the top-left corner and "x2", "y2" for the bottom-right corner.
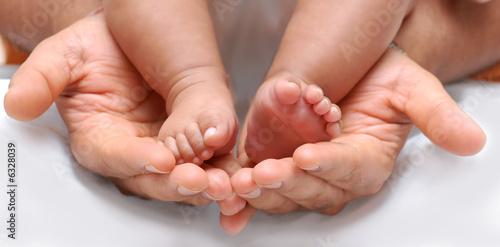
[
  {"x1": 244, "y1": 75, "x2": 341, "y2": 163},
  {"x1": 103, "y1": 0, "x2": 238, "y2": 166},
  {"x1": 157, "y1": 79, "x2": 239, "y2": 165}
]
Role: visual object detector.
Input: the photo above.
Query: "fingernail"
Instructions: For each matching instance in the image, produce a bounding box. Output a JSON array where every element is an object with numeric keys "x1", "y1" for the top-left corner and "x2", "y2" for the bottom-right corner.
[
  {"x1": 261, "y1": 181, "x2": 282, "y2": 189},
  {"x1": 177, "y1": 185, "x2": 202, "y2": 196},
  {"x1": 202, "y1": 191, "x2": 219, "y2": 201},
  {"x1": 299, "y1": 165, "x2": 319, "y2": 171},
  {"x1": 157, "y1": 140, "x2": 164, "y2": 146},
  {"x1": 145, "y1": 165, "x2": 169, "y2": 174},
  {"x1": 237, "y1": 188, "x2": 261, "y2": 199},
  {"x1": 204, "y1": 127, "x2": 217, "y2": 140},
  {"x1": 8, "y1": 80, "x2": 13, "y2": 89},
  {"x1": 177, "y1": 159, "x2": 185, "y2": 164}
]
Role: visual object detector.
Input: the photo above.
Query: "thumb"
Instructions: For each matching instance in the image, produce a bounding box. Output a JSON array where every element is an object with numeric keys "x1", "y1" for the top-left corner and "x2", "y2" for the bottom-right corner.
[
  {"x1": 403, "y1": 61, "x2": 486, "y2": 156},
  {"x1": 3, "y1": 16, "x2": 105, "y2": 121},
  {"x1": 4, "y1": 35, "x2": 83, "y2": 121}
]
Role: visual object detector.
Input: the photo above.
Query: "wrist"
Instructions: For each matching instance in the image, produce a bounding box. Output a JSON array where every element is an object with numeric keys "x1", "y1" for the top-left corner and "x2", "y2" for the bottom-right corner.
[
  {"x1": 50, "y1": 1, "x2": 103, "y2": 37},
  {"x1": 395, "y1": 0, "x2": 500, "y2": 83}
]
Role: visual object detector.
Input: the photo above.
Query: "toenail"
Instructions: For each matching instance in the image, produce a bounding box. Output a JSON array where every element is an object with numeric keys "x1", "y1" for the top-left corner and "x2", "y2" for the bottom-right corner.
[
  {"x1": 192, "y1": 157, "x2": 202, "y2": 164},
  {"x1": 204, "y1": 127, "x2": 217, "y2": 140},
  {"x1": 177, "y1": 185, "x2": 202, "y2": 196},
  {"x1": 201, "y1": 150, "x2": 212, "y2": 160},
  {"x1": 261, "y1": 181, "x2": 282, "y2": 189},
  {"x1": 331, "y1": 105, "x2": 341, "y2": 116},
  {"x1": 325, "y1": 107, "x2": 342, "y2": 122},
  {"x1": 237, "y1": 188, "x2": 261, "y2": 199},
  {"x1": 145, "y1": 165, "x2": 170, "y2": 174}
]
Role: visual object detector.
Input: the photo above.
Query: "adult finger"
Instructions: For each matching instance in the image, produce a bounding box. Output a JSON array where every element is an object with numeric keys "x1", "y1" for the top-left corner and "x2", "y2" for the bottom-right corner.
[
  {"x1": 70, "y1": 122, "x2": 176, "y2": 178},
  {"x1": 208, "y1": 154, "x2": 248, "y2": 215},
  {"x1": 251, "y1": 158, "x2": 348, "y2": 214},
  {"x1": 201, "y1": 163, "x2": 233, "y2": 201},
  {"x1": 231, "y1": 167, "x2": 299, "y2": 214},
  {"x1": 293, "y1": 135, "x2": 393, "y2": 199},
  {"x1": 219, "y1": 204, "x2": 257, "y2": 235},
  {"x1": 392, "y1": 53, "x2": 487, "y2": 155},
  {"x1": 111, "y1": 163, "x2": 211, "y2": 204},
  {"x1": 3, "y1": 15, "x2": 107, "y2": 121},
  {"x1": 4, "y1": 35, "x2": 82, "y2": 121}
]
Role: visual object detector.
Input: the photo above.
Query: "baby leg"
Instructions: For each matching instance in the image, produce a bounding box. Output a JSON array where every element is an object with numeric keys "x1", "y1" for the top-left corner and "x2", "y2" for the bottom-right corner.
[{"x1": 104, "y1": 0, "x2": 238, "y2": 165}]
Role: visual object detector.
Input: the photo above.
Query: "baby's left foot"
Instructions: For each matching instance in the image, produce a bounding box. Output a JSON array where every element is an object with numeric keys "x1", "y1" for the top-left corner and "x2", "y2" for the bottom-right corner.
[{"x1": 244, "y1": 74, "x2": 342, "y2": 163}]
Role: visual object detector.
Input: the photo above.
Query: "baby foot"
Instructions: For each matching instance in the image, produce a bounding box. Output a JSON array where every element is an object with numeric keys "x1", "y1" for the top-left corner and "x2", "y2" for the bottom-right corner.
[
  {"x1": 158, "y1": 82, "x2": 238, "y2": 165},
  {"x1": 244, "y1": 75, "x2": 341, "y2": 163}
]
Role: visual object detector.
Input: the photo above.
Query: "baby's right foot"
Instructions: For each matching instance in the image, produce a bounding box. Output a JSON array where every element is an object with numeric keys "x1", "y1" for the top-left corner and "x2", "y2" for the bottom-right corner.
[
  {"x1": 158, "y1": 73, "x2": 238, "y2": 165},
  {"x1": 244, "y1": 74, "x2": 342, "y2": 163}
]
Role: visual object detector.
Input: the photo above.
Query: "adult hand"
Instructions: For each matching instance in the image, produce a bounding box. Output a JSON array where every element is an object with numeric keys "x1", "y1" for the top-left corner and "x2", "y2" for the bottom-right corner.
[
  {"x1": 225, "y1": 0, "x2": 499, "y2": 233},
  {"x1": 228, "y1": 48, "x2": 485, "y2": 231},
  {"x1": 4, "y1": 15, "x2": 234, "y2": 208}
]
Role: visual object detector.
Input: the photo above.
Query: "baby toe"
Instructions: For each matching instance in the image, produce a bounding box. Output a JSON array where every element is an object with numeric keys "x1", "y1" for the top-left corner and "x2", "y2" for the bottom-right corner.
[
  {"x1": 185, "y1": 122, "x2": 212, "y2": 162},
  {"x1": 199, "y1": 109, "x2": 237, "y2": 149},
  {"x1": 324, "y1": 104, "x2": 341, "y2": 123},
  {"x1": 304, "y1": 84, "x2": 325, "y2": 104},
  {"x1": 313, "y1": 97, "x2": 332, "y2": 115},
  {"x1": 163, "y1": 136, "x2": 182, "y2": 162},
  {"x1": 176, "y1": 133, "x2": 198, "y2": 164},
  {"x1": 326, "y1": 121, "x2": 342, "y2": 137},
  {"x1": 273, "y1": 78, "x2": 302, "y2": 105}
]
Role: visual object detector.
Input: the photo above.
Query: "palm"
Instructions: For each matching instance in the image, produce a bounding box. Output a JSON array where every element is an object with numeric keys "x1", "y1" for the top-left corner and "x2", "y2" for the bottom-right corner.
[
  {"x1": 34, "y1": 16, "x2": 166, "y2": 175},
  {"x1": 334, "y1": 51, "x2": 417, "y2": 183},
  {"x1": 6, "y1": 15, "x2": 239, "y2": 209},
  {"x1": 230, "y1": 50, "x2": 484, "y2": 221}
]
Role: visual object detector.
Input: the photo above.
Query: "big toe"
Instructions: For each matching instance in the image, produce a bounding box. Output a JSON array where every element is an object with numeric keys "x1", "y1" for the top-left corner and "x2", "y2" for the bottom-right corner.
[
  {"x1": 198, "y1": 109, "x2": 238, "y2": 152},
  {"x1": 273, "y1": 78, "x2": 302, "y2": 105}
]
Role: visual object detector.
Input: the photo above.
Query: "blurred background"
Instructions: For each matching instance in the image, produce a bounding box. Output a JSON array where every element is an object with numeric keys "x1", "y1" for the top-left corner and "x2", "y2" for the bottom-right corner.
[
  {"x1": 0, "y1": 37, "x2": 5, "y2": 65},
  {"x1": 0, "y1": 35, "x2": 499, "y2": 81},
  {"x1": 0, "y1": 35, "x2": 29, "y2": 66}
]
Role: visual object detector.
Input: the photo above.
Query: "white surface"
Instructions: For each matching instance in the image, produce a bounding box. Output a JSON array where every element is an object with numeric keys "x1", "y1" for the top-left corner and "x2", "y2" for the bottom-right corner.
[{"x1": 0, "y1": 78, "x2": 499, "y2": 246}]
